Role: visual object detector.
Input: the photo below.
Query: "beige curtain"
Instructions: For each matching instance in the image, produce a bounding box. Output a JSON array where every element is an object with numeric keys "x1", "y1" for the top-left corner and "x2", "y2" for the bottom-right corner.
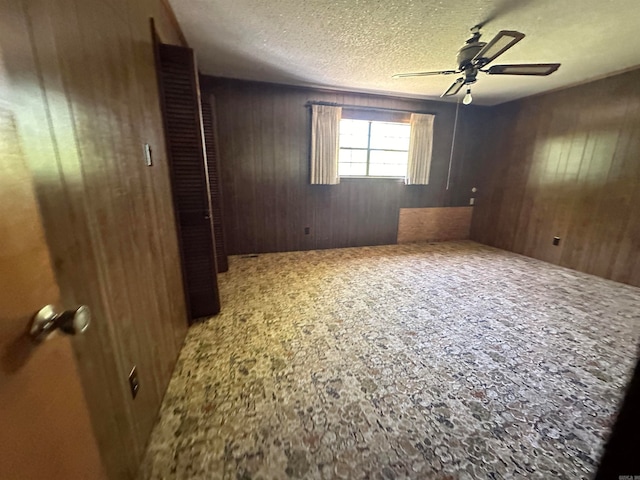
[
  {"x1": 310, "y1": 105, "x2": 342, "y2": 185},
  {"x1": 405, "y1": 113, "x2": 435, "y2": 185}
]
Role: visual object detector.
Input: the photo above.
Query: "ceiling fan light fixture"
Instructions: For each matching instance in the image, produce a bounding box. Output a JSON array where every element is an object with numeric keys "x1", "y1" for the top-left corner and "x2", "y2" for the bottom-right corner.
[{"x1": 463, "y1": 88, "x2": 473, "y2": 105}]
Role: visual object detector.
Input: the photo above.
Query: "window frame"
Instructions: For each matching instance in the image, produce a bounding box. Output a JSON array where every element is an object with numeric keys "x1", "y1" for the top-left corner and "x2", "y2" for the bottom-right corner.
[{"x1": 338, "y1": 118, "x2": 411, "y2": 179}]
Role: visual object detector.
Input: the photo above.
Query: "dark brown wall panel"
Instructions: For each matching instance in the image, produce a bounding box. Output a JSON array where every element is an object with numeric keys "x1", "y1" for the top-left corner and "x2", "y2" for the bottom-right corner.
[
  {"x1": 7, "y1": 0, "x2": 189, "y2": 478},
  {"x1": 201, "y1": 77, "x2": 482, "y2": 254},
  {"x1": 470, "y1": 68, "x2": 640, "y2": 288}
]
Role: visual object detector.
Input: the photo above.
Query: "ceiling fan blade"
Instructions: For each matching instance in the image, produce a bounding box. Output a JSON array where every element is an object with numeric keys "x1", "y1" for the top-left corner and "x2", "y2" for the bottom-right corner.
[
  {"x1": 392, "y1": 70, "x2": 458, "y2": 78},
  {"x1": 441, "y1": 78, "x2": 465, "y2": 97},
  {"x1": 486, "y1": 63, "x2": 561, "y2": 76},
  {"x1": 472, "y1": 30, "x2": 525, "y2": 66}
]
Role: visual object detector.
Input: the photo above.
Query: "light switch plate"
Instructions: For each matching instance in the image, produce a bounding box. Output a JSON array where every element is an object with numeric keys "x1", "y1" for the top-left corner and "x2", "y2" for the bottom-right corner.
[{"x1": 143, "y1": 143, "x2": 153, "y2": 167}]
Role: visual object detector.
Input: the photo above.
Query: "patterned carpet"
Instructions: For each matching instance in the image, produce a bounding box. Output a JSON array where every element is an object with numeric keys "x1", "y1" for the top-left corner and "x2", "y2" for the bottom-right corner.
[{"x1": 138, "y1": 241, "x2": 640, "y2": 480}]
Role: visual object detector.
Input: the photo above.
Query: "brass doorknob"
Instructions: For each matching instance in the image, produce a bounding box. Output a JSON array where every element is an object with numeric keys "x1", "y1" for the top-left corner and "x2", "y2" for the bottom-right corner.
[{"x1": 30, "y1": 305, "x2": 91, "y2": 342}]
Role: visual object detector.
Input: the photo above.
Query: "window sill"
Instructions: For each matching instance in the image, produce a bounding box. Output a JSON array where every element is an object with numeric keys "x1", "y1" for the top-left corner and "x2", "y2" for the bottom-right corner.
[{"x1": 339, "y1": 176, "x2": 406, "y2": 181}]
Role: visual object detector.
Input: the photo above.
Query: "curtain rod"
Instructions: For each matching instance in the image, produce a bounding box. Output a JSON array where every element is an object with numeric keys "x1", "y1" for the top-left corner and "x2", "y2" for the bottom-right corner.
[{"x1": 305, "y1": 101, "x2": 437, "y2": 116}]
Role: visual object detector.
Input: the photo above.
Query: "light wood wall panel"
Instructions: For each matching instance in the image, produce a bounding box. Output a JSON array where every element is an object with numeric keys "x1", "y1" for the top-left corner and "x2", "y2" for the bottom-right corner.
[
  {"x1": 398, "y1": 207, "x2": 473, "y2": 243},
  {"x1": 471, "y1": 68, "x2": 640, "y2": 288},
  {"x1": 4, "y1": 0, "x2": 188, "y2": 478},
  {"x1": 202, "y1": 77, "x2": 483, "y2": 254}
]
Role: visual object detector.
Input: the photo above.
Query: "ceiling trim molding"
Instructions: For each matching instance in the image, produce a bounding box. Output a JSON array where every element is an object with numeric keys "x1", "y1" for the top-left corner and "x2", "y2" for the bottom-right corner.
[
  {"x1": 199, "y1": 75, "x2": 464, "y2": 108},
  {"x1": 507, "y1": 64, "x2": 640, "y2": 105}
]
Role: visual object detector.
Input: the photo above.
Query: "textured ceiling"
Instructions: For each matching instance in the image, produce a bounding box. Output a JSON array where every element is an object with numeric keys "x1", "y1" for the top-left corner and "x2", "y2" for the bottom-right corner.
[{"x1": 169, "y1": 0, "x2": 640, "y2": 105}]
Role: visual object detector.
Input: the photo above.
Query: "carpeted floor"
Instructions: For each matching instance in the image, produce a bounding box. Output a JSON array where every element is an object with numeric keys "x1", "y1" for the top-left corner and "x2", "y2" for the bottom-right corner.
[{"x1": 138, "y1": 241, "x2": 640, "y2": 480}]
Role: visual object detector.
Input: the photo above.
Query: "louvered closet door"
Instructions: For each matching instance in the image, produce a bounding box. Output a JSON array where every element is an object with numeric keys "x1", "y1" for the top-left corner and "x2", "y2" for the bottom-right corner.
[
  {"x1": 200, "y1": 95, "x2": 228, "y2": 272},
  {"x1": 157, "y1": 43, "x2": 220, "y2": 320}
]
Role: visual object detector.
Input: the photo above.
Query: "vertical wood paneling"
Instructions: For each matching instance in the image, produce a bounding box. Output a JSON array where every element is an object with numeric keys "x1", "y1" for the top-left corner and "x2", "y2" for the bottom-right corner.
[
  {"x1": 202, "y1": 77, "x2": 478, "y2": 254},
  {"x1": 471, "y1": 68, "x2": 640, "y2": 288},
  {"x1": 7, "y1": 0, "x2": 189, "y2": 478}
]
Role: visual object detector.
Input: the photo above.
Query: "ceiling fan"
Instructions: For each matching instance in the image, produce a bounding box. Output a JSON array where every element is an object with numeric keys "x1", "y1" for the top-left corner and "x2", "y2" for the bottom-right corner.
[{"x1": 393, "y1": 26, "x2": 561, "y2": 104}]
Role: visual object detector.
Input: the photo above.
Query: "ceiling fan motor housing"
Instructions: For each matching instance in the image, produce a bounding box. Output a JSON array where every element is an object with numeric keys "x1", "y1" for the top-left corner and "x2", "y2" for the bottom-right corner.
[{"x1": 457, "y1": 42, "x2": 485, "y2": 70}]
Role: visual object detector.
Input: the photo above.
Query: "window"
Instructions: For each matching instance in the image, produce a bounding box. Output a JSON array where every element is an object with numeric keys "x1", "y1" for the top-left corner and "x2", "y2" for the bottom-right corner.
[{"x1": 338, "y1": 119, "x2": 411, "y2": 178}]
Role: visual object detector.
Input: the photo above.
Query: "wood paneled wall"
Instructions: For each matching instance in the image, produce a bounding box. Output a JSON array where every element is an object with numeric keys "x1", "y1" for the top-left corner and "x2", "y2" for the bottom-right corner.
[
  {"x1": 471, "y1": 68, "x2": 640, "y2": 288},
  {"x1": 202, "y1": 77, "x2": 482, "y2": 254},
  {"x1": 4, "y1": 0, "x2": 188, "y2": 478}
]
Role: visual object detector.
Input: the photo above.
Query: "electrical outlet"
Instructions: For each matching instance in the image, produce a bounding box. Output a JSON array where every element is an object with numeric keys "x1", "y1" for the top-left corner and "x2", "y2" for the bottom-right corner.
[
  {"x1": 553, "y1": 236, "x2": 561, "y2": 246},
  {"x1": 128, "y1": 366, "x2": 140, "y2": 399},
  {"x1": 304, "y1": 227, "x2": 310, "y2": 235}
]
